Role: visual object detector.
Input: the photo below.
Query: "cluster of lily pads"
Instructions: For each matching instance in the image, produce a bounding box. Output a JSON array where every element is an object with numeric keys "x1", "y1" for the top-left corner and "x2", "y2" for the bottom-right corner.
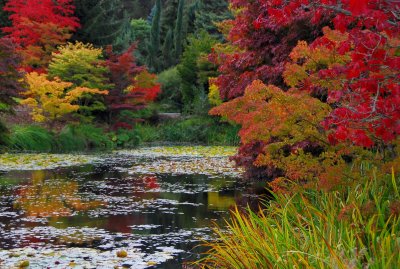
[
  {"x1": 117, "y1": 146, "x2": 243, "y2": 177},
  {"x1": 0, "y1": 246, "x2": 182, "y2": 268},
  {"x1": 117, "y1": 146, "x2": 238, "y2": 158},
  {"x1": 0, "y1": 153, "x2": 100, "y2": 171},
  {"x1": 129, "y1": 157, "x2": 242, "y2": 177}
]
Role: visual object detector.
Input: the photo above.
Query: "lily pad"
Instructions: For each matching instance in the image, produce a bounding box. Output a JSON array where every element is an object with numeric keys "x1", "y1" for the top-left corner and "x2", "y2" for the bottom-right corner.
[{"x1": 0, "y1": 153, "x2": 100, "y2": 171}]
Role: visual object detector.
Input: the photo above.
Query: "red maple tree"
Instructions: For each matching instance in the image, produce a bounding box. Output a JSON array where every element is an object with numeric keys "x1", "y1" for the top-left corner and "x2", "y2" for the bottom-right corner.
[
  {"x1": 104, "y1": 45, "x2": 161, "y2": 129},
  {"x1": 266, "y1": 0, "x2": 400, "y2": 148},
  {"x1": 2, "y1": 0, "x2": 79, "y2": 71}
]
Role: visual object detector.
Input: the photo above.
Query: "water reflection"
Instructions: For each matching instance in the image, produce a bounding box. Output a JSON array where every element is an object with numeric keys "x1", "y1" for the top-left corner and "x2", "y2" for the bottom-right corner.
[
  {"x1": 14, "y1": 170, "x2": 105, "y2": 218},
  {"x1": 0, "y1": 157, "x2": 252, "y2": 268}
]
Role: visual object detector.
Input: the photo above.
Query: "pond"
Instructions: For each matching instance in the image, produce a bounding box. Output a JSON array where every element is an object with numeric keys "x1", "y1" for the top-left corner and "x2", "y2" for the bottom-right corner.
[{"x1": 0, "y1": 146, "x2": 257, "y2": 268}]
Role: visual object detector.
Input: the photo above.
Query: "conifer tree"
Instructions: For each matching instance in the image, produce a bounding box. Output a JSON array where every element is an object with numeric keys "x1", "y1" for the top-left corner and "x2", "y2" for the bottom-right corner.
[
  {"x1": 147, "y1": 0, "x2": 161, "y2": 72},
  {"x1": 162, "y1": 29, "x2": 174, "y2": 69},
  {"x1": 74, "y1": 0, "x2": 129, "y2": 47},
  {"x1": 160, "y1": 0, "x2": 179, "y2": 41},
  {"x1": 174, "y1": 0, "x2": 184, "y2": 60},
  {"x1": 194, "y1": 0, "x2": 231, "y2": 38}
]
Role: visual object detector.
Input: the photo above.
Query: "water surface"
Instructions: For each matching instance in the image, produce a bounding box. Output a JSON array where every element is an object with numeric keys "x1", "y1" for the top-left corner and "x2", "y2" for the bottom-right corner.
[{"x1": 0, "y1": 147, "x2": 253, "y2": 268}]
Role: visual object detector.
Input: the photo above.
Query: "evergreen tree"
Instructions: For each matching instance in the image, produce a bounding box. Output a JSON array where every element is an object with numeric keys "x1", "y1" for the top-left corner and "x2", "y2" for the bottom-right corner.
[
  {"x1": 147, "y1": 0, "x2": 161, "y2": 72},
  {"x1": 160, "y1": 0, "x2": 179, "y2": 41},
  {"x1": 162, "y1": 28, "x2": 174, "y2": 69},
  {"x1": 130, "y1": 19, "x2": 151, "y2": 65},
  {"x1": 184, "y1": 1, "x2": 199, "y2": 37},
  {"x1": 174, "y1": 0, "x2": 184, "y2": 60},
  {"x1": 74, "y1": 0, "x2": 130, "y2": 47},
  {"x1": 131, "y1": 0, "x2": 156, "y2": 19},
  {"x1": 194, "y1": 0, "x2": 231, "y2": 38},
  {"x1": 177, "y1": 31, "x2": 217, "y2": 113}
]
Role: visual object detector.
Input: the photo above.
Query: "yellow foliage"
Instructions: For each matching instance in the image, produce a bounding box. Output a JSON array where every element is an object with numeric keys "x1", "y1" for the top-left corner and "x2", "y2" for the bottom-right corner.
[
  {"x1": 21, "y1": 72, "x2": 108, "y2": 123},
  {"x1": 208, "y1": 79, "x2": 222, "y2": 106}
]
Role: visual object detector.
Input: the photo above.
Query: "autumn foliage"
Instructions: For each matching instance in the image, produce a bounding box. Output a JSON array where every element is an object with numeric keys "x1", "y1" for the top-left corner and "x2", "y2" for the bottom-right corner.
[
  {"x1": 2, "y1": 0, "x2": 79, "y2": 71},
  {"x1": 104, "y1": 45, "x2": 161, "y2": 128},
  {"x1": 210, "y1": 0, "x2": 400, "y2": 187},
  {"x1": 208, "y1": 0, "x2": 331, "y2": 100},
  {"x1": 22, "y1": 72, "x2": 107, "y2": 123}
]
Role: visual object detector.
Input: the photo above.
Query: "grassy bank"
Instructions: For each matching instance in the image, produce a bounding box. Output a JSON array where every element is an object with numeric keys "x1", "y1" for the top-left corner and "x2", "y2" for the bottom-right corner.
[
  {"x1": 1, "y1": 117, "x2": 239, "y2": 153},
  {"x1": 197, "y1": 166, "x2": 400, "y2": 268}
]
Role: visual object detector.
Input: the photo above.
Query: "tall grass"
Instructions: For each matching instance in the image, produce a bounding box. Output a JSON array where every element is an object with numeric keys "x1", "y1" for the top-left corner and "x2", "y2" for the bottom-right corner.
[
  {"x1": 135, "y1": 117, "x2": 240, "y2": 146},
  {"x1": 10, "y1": 125, "x2": 55, "y2": 152},
  {"x1": 197, "y1": 167, "x2": 400, "y2": 269}
]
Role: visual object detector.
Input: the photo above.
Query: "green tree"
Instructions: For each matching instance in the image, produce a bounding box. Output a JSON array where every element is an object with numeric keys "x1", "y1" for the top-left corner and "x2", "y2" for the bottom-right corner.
[
  {"x1": 162, "y1": 28, "x2": 174, "y2": 69},
  {"x1": 160, "y1": 0, "x2": 179, "y2": 41},
  {"x1": 194, "y1": 0, "x2": 231, "y2": 38},
  {"x1": 74, "y1": 0, "x2": 130, "y2": 47},
  {"x1": 174, "y1": 0, "x2": 184, "y2": 60},
  {"x1": 177, "y1": 31, "x2": 217, "y2": 113},
  {"x1": 147, "y1": 0, "x2": 161, "y2": 72},
  {"x1": 130, "y1": 19, "x2": 151, "y2": 65},
  {"x1": 48, "y1": 42, "x2": 111, "y2": 120}
]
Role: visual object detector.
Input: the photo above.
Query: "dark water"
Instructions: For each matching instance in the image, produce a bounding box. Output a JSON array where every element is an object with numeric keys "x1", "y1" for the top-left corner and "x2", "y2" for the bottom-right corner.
[{"x1": 0, "y1": 154, "x2": 254, "y2": 268}]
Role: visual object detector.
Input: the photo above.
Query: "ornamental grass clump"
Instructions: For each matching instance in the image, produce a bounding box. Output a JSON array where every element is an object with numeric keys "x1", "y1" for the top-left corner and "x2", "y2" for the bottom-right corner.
[{"x1": 197, "y1": 167, "x2": 400, "y2": 269}]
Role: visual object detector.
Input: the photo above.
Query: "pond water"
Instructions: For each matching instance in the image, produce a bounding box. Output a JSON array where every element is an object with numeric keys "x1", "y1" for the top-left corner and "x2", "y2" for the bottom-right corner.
[{"x1": 0, "y1": 147, "x2": 256, "y2": 269}]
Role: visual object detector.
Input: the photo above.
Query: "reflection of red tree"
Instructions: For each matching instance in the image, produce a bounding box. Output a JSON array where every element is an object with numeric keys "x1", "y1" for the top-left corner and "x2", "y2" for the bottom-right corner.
[
  {"x1": 105, "y1": 215, "x2": 146, "y2": 233},
  {"x1": 105, "y1": 175, "x2": 161, "y2": 233},
  {"x1": 143, "y1": 176, "x2": 160, "y2": 190}
]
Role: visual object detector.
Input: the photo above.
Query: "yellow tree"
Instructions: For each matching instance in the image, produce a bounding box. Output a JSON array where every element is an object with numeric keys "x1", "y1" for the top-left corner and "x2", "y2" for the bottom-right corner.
[{"x1": 21, "y1": 72, "x2": 108, "y2": 124}]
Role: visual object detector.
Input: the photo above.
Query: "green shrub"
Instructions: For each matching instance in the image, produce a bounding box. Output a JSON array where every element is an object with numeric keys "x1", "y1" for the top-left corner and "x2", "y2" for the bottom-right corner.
[
  {"x1": 133, "y1": 117, "x2": 239, "y2": 145},
  {"x1": 111, "y1": 128, "x2": 141, "y2": 148},
  {"x1": 0, "y1": 120, "x2": 10, "y2": 150},
  {"x1": 197, "y1": 167, "x2": 400, "y2": 269},
  {"x1": 157, "y1": 67, "x2": 182, "y2": 112},
  {"x1": 134, "y1": 124, "x2": 161, "y2": 143},
  {"x1": 10, "y1": 125, "x2": 55, "y2": 152},
  {"x1": 57, "y1": 124, "x2": 112, "y2": 152}
]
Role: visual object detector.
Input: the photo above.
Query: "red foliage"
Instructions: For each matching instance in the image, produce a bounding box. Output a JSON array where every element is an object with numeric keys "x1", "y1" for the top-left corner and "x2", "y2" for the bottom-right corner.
[
  {"x1": 2, "y1": 0, "x2": 79, "y2": 71},
  {"x1": 272, "y1": 1, "x2": 400, "y2": 147},
  {"x1": 209, "y1": 0, "x2": 331, "y2": 100},
  {"x1": 211, "y1": 0, "x2": 399, "y2": 182},
  {"x1": 104, "y1": 46, "x2": 161, "y2": 128}
]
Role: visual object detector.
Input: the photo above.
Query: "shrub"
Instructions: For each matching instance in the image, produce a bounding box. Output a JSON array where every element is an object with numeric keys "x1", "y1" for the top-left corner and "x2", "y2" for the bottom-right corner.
[
  {"x1": 57, "y1": 124, "x2": 112, "y2": 152},
  {"x1": 157, "y1": 67, "x2": 182, "y2": 112},
  {"x1": 197, "y1": 167, "x2": 400, "y2": 269},
  {"x1": 0, "y1": 120, "x2": 10, "y2": 150},
  {"x1": 111, "y1": 128, "x2": 141, "y2": 148}
]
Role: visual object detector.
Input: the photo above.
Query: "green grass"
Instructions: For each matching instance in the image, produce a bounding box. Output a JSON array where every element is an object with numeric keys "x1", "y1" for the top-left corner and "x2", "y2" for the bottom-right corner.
[
  {"x1": 197, "y1": 167, "x2": 400, "y2": 269},
  {"x1": 134, "y1": 117, "x2": 240, "y2": 146},
  {"x1": 9, "y1": 125, "x2": 55, "y2": 152},
  {"x1": 6, "y1": 124, "x2": 113, "y2": 153}
]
